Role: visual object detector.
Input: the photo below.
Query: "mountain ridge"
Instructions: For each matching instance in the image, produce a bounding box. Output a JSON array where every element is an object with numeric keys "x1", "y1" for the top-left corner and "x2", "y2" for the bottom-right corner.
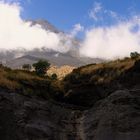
[{"x1": 0, "y1": 19, "x2": 104, "y2": 68}]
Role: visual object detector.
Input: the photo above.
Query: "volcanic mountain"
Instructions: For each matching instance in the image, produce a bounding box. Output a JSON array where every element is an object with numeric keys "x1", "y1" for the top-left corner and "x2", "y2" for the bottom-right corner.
[{"x1": 0, "y1": 19, "x2": 103, "y2": 68}]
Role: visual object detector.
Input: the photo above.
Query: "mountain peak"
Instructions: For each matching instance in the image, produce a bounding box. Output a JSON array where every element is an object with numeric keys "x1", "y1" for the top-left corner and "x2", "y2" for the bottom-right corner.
[{"x1": 29, "y1": 19, "x2": 60, "y2": 33}]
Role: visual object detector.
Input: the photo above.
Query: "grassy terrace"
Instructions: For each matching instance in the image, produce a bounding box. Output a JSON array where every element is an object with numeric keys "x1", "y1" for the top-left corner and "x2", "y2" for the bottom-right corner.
[{"x1": 0, "y1": 65, "x2": 51, "y2": 98}]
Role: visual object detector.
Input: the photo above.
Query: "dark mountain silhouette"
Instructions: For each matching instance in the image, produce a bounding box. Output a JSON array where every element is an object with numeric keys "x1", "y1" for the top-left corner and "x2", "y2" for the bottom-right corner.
[{"x1": 29, "y1": 19, "x2": 60, "y2": 33}]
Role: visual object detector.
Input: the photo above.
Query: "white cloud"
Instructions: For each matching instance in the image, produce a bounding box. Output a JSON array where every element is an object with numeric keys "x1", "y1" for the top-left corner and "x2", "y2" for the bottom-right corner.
[
  {"x1": 89, "y1": 1, "x2": 119, "y2": 22},
  {"x1": 80, "y1": 18, "x2": 140, "y2": 59},
  {"x1": 104, "y1": 10, "x2": 118, "y2": 20},
  {"x1": 109, "y1": 11, "x2": 118, "y2": 19},
  {"x1": 70, "y1": 23, "x2": 84, "y2": 37},
  {"x1": 0, "y1": 1, "x2": 71, "y2": 53},
  {"x1": 89, "y1": 2, "x2": 102, "y2": 21},
  {"x1": 1, "y1": 0, "x2": 21, "y2": 3},
  {"x1": 1, "y1": 0, "x2": 140, "y2": 61}
]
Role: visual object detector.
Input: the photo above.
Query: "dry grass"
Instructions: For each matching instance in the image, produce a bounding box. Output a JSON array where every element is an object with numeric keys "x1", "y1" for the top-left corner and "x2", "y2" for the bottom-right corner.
[
  {"x1": 7, "y1": 71, "x2": 44, "y2": 82},
  {"x1": 0, "y1": 66, "x2": 49, "y2": 93},
  {"x1": 0, "y1": 68, "x2": 19, "y2": 90},
  {"x1": 64, "y1": 57, "x2": 137, "y2": 85},
  {"x1": 80, "y1": 58, "x2": 135, "y2": 75},
  {"x1": 0, "y1": 77, "x2": 20, "y2": 90}
]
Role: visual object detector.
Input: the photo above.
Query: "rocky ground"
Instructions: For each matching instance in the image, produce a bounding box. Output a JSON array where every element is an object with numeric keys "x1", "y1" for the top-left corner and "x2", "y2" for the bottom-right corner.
[
  {"x1": 0, "y1": 58, "x2": 140, "y2": 140},
  {"x1": 47, "y1": 65, "x2": 75, "y2": 80},
  {"x1": 0, "y1": 88, "x2": 139, "y2": 140}
]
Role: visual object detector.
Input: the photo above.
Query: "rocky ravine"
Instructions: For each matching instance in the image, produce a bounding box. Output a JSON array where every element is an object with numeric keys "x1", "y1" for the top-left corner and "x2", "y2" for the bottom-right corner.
[{"x1": 0, "y1": 88, "x2": 139, "y2": 140}]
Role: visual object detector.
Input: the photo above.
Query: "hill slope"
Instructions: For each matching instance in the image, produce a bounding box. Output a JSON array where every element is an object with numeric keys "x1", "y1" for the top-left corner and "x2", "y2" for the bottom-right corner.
[
  {"x1": 58, "y1": 58, "x2": 138, "y2": 106},
  {"x1": 0, "y1": 58, "x2": 139, "y2": 140}
]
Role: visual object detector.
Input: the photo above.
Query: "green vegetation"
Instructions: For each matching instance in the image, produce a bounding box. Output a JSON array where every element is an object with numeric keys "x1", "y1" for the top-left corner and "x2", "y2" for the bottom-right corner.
[
  {"x1": 33, "y1": 59, "x2": 50, "y2": 76},
  {"x1": 130, "y1": 52, "x2": 140, "y2": 59}
]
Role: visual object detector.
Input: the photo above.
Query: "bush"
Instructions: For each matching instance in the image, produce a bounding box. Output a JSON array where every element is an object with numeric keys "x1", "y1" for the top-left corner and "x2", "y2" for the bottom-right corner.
[
  {"x1": 33, "y1": 59, "x2": 50, "y2": 76},
  {"x1": 130, "y1": 52, "x2": 140, "y2": 59}
]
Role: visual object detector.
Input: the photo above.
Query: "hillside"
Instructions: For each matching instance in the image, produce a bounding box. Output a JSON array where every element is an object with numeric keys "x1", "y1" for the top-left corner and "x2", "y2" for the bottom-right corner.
[
  {"x1": 0, "y1": 65, "x2": 52, "y2": 98},
  {"x1": 0, "y1": 58, "x2": 140, "y2": 140},
  {"x1": 57, "y1": 57, "x2": 139, "y2": 106},
  {"x1": 30, "y1": 19, "x2": 60, "y2": 33},
  {"x1": 5, "y1": 52, "x2": 103, "y2": 68}
]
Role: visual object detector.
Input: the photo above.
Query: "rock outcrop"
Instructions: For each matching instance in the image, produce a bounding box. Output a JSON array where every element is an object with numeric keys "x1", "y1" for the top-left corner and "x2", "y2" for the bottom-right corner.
[
  {"x1": 0, "y1": 59, "x2": 140, "y2": 140},
  {"x1": 0, "y1": 88, "x2": 139, "y2": 140},
  {"x1": 47, "y1": 65, "x2": 75, "y2": 80}
]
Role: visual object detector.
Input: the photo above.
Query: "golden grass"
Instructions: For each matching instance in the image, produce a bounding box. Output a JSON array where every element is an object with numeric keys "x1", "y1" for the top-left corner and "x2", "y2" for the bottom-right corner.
[
  {"x1": 0, "y1": 66, "x2": 47, "y2": 91},
  {"x1": 80, "y1": 58, "x2": 135, "y2": 75},
  {"x1": 64, "y1": 57, "x2": 138, "y2": 85},
  {"x1": 0, "y1": 78, "x2": 20, "y2": 90},
  {"x1": 0, "y1": 68, "x2": 20, "y2": 90},
  {"x1": 7, "y1": 71, "x2": 44, "y2": 82}
]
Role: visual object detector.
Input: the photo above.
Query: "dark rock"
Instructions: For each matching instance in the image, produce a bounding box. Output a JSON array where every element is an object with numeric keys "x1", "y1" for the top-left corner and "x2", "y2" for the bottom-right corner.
[{"x1": 0, "y1": 88, "x2": 139, "y2": 140}]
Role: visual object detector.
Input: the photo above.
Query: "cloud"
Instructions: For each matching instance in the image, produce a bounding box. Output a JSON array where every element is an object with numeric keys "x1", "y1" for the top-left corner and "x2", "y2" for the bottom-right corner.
[
  {"x1": 70, "y1": 23, "x2": 84, "y2": 37},
  {"x1": 104, "y1": 10, "x2": 118, "y2": 20},
  {"x1": 109, "y1": 11, "x2": 118, "y2": 19},
  {"x1": 89, "y1": 1, "x2": 119, "y2": 23},
  {"x1": 1, "y1": 0, "x2": 140, "y2": 61},
  {"x1": 81, "y1": 1, "x2": 140, "y2": 60},
  {"x1": 89, "y1": 2, "x2": 102, "y2": 21},
  {"x1": 1, "y1": 0, "x2": 21, "y2": 3},
  {"x1": 80, "y1": 17, "x2": 140, "y2": 59},
  {"x1": 0, "y1": 1, "x2": 71, "y2": 53}
]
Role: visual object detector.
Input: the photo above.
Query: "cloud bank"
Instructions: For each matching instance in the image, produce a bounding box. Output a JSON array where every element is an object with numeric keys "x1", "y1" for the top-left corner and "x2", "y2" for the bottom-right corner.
[
  {"x1": 80, "y1": 18, "x2": 140, "y2": 59},
  {"x1": 0, "y1": 1, "x2": 70, "y2": 53},
  {"x1": 1, "y1": 1, "x2": 140, "y2": 60},
  {"x1": 80, "y1": 2, "x2": 140, "y2": 59}
]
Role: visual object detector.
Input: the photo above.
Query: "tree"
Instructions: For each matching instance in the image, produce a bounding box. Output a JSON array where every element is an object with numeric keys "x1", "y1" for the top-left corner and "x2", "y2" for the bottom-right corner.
[
  {"x1": 22, "y1": 64, "x2": 31, "y2": 71},
  {"x1": 33, "y1": 60, "x2": 50, "y2": 76},
  {"x1": 130, "y1": 52, "x2": 140, "y2": 59}
]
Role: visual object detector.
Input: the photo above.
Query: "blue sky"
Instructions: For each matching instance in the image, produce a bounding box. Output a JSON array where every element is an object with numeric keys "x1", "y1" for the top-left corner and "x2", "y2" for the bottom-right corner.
[{"x1": 21, "y1": 0, "x2": 140, "y2": 32}]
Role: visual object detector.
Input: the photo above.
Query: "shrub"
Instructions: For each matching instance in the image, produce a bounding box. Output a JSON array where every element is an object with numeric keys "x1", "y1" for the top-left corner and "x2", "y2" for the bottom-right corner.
[
  {"x1": 33, "y1": 59, "x2": 50, "y2": 76},
  {"x1": 130, "y1": 52, "x2": 140, "y2": 59}
]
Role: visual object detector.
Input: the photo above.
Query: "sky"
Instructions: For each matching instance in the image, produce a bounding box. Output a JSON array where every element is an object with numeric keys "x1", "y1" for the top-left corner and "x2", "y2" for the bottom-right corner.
[
  {"x1": 20, "y1": 0, "x2": 140, "y2": 31},
  {"x1": 1, "y1": 0, "x2": 140, "y2": 59}
]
